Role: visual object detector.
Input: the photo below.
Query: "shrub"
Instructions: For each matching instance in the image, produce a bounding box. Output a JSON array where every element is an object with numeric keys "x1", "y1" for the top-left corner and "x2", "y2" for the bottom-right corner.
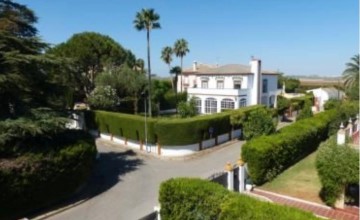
[
  {"x1": 242, "y1": 109, "x2": 338, "y2": 185},
  {"x1": 327, "y1": 101, "x2": 359, "y2": 135},
  {"x1": 177, "y1": 97, "x2": 197, "y2": 118},
  {"x1": 0, "y1": 130, "x2": 97, "y2": 219},
  {"x1": 296, "y1": 100, "x2": 313, "y2": 121},
  {"x1": 243, "y1": 108, "x2": 277, "y2": 140},
  {"x1": 88, "y1": 85, "x2": 120, "y2": 110},
  {"x1": 316, "y1": 137, "x2": 359, "y2": 206},
  {"x1": 159, "y1": 178, "x2": 320, "y2": 220},
  {"x1": 229, "y1": 105, "x2": 266, "y2": 127},
  {"x1": 323, "y1": 99, "x2": 341, "y2": 110}
]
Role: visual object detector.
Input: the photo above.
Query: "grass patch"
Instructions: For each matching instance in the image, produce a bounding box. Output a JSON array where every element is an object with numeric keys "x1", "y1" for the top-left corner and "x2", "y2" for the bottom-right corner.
[{"x1": 259, "y1": 150, "x2": 324, "y2": 204}]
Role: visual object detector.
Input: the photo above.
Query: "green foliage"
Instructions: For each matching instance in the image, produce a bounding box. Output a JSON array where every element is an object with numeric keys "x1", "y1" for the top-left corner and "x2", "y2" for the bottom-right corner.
[
  {"x1": 243, "y1": 108, "x2": 277, "y2": 140},
  {"x1": 85, "y1": 110, "x2": 158, "y2": 144},
  {"x1": 0, "y1": 130, "x2": 97, "y2": 219},
  {"x1": 229, "y1": 105, "x2": 266, "y2": 126},
  {"x1": 316, "y1": 137, "x2": 359, "y2": 206},
  {"x1": 48, "y1": 32, "x2": 133, "y2": 98},
  {"x1": 177, "y1": 98, "x2": 197, "y2": 118},
  {"x1": 159, "y1": 178, "x2": 320, "y2": 220},
  {"x1": 323, "y1": 99, "x2": 341, "y2": 110},
  {"x1": 242, "y1": 109, "x2": 338, "y2": 185},
  {"x1": 342, "y1": 54, "x2": 359, "y2": 101},
  {"x1": 276, "y1": 95, "x2": 290, "y2": 116},
  {"x1": 88, "y1": 86, "x2": 120, "y2": 111},
  {"x1": 278, "y1": 74, "x2": 301, "y2": 93},
  {"x1": 327, "y1": 101, "x2": 359, "y2": 135},
  {"x1": 296, "y1": 100, "x2": 313, "y2": 121},
  {"x1": 0, "y1": 1, "x2": 69, "y2": 117}
]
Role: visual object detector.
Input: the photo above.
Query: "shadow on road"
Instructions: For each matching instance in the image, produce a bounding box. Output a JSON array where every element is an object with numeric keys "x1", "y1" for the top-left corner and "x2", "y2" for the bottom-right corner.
[{"x1": 28, "y1": 149, "x2": 143, "y2": 218}]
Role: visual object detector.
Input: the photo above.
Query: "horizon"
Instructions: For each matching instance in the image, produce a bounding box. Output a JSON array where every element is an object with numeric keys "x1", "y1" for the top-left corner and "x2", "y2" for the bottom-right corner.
[{"x1": 17, "y1": 0, "x2": 359, "y2": 77}]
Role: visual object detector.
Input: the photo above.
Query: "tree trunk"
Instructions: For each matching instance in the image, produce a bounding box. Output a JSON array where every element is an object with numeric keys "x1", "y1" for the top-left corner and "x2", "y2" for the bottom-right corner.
[
  {"x1": 180, "y1": 57, "x2": 183, "y2": 93},
  {"x1": 147, "y1": 29, "x2": 152, "y2": 117},
  {"x1": 134, "y1": 96, "x2": 138, "y2": 114}
]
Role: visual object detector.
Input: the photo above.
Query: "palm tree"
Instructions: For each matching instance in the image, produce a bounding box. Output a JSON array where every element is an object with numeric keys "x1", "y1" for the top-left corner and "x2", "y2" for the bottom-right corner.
[
  {"x1": 161, "y1": 46, "x2": 173, "y2": 89},
  {"x1": 342, "y1": 54, "x2": 359, "y2": 88},
  {"x1": 133, "y1": 8, "x2": 161, "y2": 117},
  {"x1": 170, "y1": 66, "x2": 182, "y2": 113},
  {"x1": 173, "y1": 38, "x2": 190, "y2": 93}
]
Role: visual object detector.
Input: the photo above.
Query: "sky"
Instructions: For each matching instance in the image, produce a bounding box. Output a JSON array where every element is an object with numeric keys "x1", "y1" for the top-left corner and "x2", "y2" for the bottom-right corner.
[{"x1": 17, "y1": 0, "x2": 359, "y2": 77}]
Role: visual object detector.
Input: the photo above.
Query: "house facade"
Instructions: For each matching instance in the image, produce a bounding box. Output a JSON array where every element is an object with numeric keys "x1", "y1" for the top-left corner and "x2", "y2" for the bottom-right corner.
[
  {"x1": 306, "y1": 87, "x2": 345, "y2": 111},
  {"x1": 177, "y1": 59, "x2": 279, "y2": 114}
]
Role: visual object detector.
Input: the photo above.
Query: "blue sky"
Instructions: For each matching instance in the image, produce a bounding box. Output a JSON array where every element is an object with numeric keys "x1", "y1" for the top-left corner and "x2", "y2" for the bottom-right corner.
[{"x1": 18, "y1": 0, "x2": 358, "y2": 77}]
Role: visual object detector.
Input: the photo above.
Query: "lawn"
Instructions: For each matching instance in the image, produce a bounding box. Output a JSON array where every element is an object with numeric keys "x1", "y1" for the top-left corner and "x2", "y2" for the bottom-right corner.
[{"x1": 259, "y1": 151, "x2": 324, "y2": 204}]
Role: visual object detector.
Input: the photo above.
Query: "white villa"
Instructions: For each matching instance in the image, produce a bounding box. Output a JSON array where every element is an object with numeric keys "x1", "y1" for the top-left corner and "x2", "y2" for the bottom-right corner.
[{"x1": 177, "y1": 58, "x2": 280, "y2": 114}]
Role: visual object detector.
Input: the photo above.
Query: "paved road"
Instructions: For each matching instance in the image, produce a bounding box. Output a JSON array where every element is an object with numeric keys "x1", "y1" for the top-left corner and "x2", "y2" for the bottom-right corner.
[{"x1": 47, "y1": 139, "x2": 244, "y2": 220}]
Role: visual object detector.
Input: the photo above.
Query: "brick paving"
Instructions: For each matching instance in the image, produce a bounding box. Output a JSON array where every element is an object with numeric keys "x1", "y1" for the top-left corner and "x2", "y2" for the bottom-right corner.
[{"x1": 251, "y1": 188, "x2": 359, "y2": 220}]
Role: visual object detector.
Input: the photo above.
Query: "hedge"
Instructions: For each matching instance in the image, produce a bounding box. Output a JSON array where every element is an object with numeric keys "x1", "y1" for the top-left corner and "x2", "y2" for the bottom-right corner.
[
  {"x1": 316, "y1": 136, "x2": 359, "y2": 206},
  {"x1": 242, "y1": 109, "x2": 338, "y2": 185},
  {"x1": 85, "y1": 110, "x2": 158, "y2": 144},
  {"x1": 0, "y1": 130, "x2": 97, "y2": 219},
  {"x1": 85, "y1": 105, "x2": 266, "y2": 146},
  {"x1": 159, "y1": 178, "x2": 320, "y2": 220}
]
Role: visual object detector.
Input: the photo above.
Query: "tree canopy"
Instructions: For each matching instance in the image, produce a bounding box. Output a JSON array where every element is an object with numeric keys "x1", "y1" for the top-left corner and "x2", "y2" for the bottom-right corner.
[{"x1": 342, "y1": 54, "x2": 359, "y2": 100}]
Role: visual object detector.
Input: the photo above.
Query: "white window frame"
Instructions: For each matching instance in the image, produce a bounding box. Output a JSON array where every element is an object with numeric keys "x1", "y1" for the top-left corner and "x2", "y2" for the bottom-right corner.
[
  {"x1": 239, "y1": 98, "x2": 247, "y2": 107},
  {"x1": 193, "y1": 97, "x2": 202, "y2": 114},
  {"x1": 221, "y1": 98, "x2": 235, "y2": 110},
  {"x1": 217, "y1": 80, "x2": 224, "y2": 89},
  {"x1": 234, "y1": 80, "x2": 242, "y2": 89},
  {"x1": 205, "y1": 98, "x2": 217, "y2": 113}
]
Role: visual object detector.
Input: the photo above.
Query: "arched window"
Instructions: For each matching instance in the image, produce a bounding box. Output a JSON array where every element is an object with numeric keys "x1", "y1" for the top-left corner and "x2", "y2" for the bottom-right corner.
[
  {"x1": 205, "y1": 98, "x2": 217, "y2": 113},
  {"x1": 192, "y1": 97, "x2": 202, "y2": 114},
  {"x1": 221, "y1": 98, "x2": 235, "y2": 110},
  {"x1": 239, "y1": 98, "x2": 247, "y2": 107},
  {"x1": 269, "y1": 95, "x2": 275, "y2": 108}
]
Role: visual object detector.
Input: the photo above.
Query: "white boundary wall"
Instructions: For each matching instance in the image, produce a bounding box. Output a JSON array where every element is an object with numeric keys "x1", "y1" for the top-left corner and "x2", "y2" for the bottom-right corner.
[{"x1": 94, "y1": 128, "x2": 242, "y2": 157}]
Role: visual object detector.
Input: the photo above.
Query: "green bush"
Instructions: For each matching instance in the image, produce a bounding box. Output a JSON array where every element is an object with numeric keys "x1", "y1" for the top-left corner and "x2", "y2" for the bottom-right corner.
[
  {"x1": 296, "y1": 100, "x2": 313, "y2": 121},
  {"x1": 323, "y1": 99, "x2": 341, "y2": 110},
  {"x1": 327, "y1": 101, "x2": 359, "y2": 136},
  {"x1": 0, "y1": 130, "x2": 97, "y2": 219},
  {"x1": 316, "y1": 137, "x2": 359, "y2": 206},
  {"x1": 177, "y1": 97, "x2": 197, "y2": 118},
  {"x1": 242, "y1": 109, "x2": 338, "y2": 185},
  {"x1": 243, "y1": 108, "x2": 277, "y2": 140},
  {"x1": 159, "y1": 178, "x2": 320, "y2": 220}
]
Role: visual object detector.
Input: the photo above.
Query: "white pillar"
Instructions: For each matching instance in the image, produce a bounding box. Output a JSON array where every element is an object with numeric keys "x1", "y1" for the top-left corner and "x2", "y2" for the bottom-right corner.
[
  {"x1": 250, "y1": 59, "x2": 262, "y2": 105},
  {"x1": 237, "y1": 159, "x2": 245, "y2": 193},
  {"x1": 225, "y1": 162, "x2": 234, "y2": 191},
  {"x1": 347, "y1": 118, "x2": 353, "y2": 136},
  {"x1": 337, "y1": 122, "x2": 346, "y2": 145},
  {"x1": 154, "y1": 205, "x2": 161, "y2": 220}
]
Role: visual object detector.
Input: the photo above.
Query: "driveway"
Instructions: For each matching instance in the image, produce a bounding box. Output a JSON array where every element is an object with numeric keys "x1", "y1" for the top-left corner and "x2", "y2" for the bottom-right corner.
[{"x1": 45, "y1": 138, "x2": 244, "y2": 220}]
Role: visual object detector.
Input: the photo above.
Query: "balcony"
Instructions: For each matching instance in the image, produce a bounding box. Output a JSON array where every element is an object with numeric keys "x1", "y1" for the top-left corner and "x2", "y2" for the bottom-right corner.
[{"x1": 187, "y1": 88, "x2": 249, "y2": 96}]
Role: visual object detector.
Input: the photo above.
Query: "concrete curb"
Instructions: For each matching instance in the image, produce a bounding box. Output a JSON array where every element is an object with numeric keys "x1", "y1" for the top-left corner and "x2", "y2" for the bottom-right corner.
[
  {"x1": 96, "y1": 138, "x2": 242, "y2": 161},
  {"x1": 31, "y1": 199, "x2": 88, "y2": 220}
]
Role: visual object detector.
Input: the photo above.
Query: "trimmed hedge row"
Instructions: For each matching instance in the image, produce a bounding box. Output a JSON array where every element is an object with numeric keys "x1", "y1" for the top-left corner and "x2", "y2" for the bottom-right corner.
[
  {"x1": 0, "y1": 130, "x2": 97, "y2": 219},
  {"x1": 85, "y1": 105, "x2": 266, "y2": 146},
  {"x1": 85, "y1": 110, "x2": 158, "y2": 143},
  {"x1": 242, "y1": 109, "x2": 338, "y2": 185},
  {"x1": 159, "y1": 178, "x2": 320, "y2": 220}
]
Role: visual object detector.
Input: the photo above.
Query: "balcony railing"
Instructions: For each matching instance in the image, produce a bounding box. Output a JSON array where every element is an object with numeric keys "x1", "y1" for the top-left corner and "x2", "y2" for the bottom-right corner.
[{"x1": 187, "y1": 88, "x2": 249, "y2": 96}]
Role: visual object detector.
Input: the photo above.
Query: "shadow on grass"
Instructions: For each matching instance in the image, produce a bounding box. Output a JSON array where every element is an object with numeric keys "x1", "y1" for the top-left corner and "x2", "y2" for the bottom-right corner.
[{"x1": 27, "y1": 149, "x2": 143, "y2": 218}]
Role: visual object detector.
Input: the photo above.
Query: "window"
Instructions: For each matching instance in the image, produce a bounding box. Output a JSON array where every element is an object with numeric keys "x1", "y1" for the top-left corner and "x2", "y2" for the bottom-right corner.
[
  {"x1": 234, "y1": 80, "x2": 242, "y2": 89},
  {"x1": 201, "y1": 80, "x2": 208, "y2": 88},
  {"x1": 239, "y1": 98, "x2": 247, "y2": 107},
  {"x1": 205, "y1": 98, "x2": 217, "y2": 113},
  {"x1": 193, "y1": 97, "x2": 202, "y2": 114},
  {"x1": 262, "y1": 79, "x2": 268, "y2": 93},
  {"x1": 221, "y1": 98, "x2": 234, "y2": 110},
  {"x1": 217, "y1": 80, "x2": 224, "y2": 89}
]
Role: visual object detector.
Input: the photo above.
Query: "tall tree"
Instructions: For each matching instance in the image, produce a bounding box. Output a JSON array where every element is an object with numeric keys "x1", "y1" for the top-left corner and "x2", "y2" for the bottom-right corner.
[
  {"x1": 342, "y1": 55, "x2": 359, "y2": 100},
  {"x1": 173, "y1": 38, "x2": 189, "y2": 93},
  {"x1": 133, "y1": 8, "x2": 161, "y2": 117},
  {"x1": 0, "y1": 0, "x2": 66, "y2": 117},
  {"x1": 161, "y1": 46, "x2": 173, "y2": 89},
  {"x1": 48, "y1": 32, "x2": 130, "y2": 99}
]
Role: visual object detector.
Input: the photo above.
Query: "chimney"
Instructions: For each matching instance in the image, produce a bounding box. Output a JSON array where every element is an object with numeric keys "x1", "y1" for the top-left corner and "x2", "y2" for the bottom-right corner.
[
  {"x1": 250, "y1": 58, "x2": 262, "y2": 105},
  {"x1": 193, "y1": 61, "x2": 197, "y2": 71}
]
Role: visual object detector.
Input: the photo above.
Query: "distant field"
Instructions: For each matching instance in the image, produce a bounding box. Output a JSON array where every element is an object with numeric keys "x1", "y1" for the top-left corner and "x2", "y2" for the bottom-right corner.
[{"x1": 299, "y1": 78, "x2": 344, "y2": 89}]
